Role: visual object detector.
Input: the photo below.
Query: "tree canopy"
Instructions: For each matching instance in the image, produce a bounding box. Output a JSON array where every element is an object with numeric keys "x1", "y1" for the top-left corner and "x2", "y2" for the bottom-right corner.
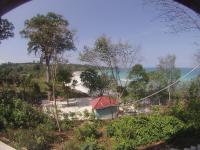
[
  {"x1": 128, "y1": 64, "x2": 149, "y2": 100},
  {"x1": 20, "y1": 12, "x2": 75, "y2": 81},
  {"x1": 20, "y1": 12, "x2": 76, "y2": 100},
  {"x1": 0, "y1": 18, "x2": 14, "y2": 44},
  {"x1": 80, "y1": 68, "x2": 109, "y2": 96}
]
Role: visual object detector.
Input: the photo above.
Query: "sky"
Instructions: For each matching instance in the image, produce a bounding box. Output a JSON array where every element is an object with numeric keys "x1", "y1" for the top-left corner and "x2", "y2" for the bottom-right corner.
[{"x1": 1, "y1": 0, "x2": 200, "y2": 67}]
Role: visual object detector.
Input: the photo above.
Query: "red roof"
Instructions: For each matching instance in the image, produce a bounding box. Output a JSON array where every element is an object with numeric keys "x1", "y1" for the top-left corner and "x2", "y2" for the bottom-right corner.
[{"x1": 90, "y1": 96, "x2": 118, "y2": 109}]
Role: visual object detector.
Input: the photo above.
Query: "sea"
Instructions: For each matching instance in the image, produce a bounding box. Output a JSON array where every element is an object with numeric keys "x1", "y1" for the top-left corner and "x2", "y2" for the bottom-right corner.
[{"x1": 118, "y1": 68, "x2": 200, "y2": 82}]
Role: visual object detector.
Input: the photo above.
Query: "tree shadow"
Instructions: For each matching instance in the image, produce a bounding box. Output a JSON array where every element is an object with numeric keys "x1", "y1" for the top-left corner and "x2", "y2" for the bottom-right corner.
[
  {"x1": 166, "y1": 127, "x2": 200, "y2": 149},
  {"x1": 144, "y1": 127, "x2": 200, "y2": 150}
]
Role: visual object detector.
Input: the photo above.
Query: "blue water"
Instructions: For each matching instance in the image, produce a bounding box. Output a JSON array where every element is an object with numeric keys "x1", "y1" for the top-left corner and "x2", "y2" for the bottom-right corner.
[{"x1": 118, "y1": 68, "x2": 200, "y2": 81}]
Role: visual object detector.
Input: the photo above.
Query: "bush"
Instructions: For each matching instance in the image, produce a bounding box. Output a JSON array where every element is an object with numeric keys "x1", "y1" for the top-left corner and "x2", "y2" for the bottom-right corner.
[
  {"x1": 83, "y1": 109, "x2": 90, "y2": 119},
  {"x1": 171, "y1": 99, "x2": 200, "y2": 128},
  {"x1": 0, "y1": 116, "x2": 5, "y2": 130},
  {"x1": 187, "y1": 100, "x2": 200, "y2": 127},
  {"x1": 106, "y1": 115, "x2": 185, "y2": 149},
  {"x1": 81, "y1": 138, "x2": 105, "y2": 150},
  {"x1": 0, "y1": 93, "x2": 52, "y2": 129},
  {"x1": 63, "y1": 139, "x2": 80, "y2": 150},
  {"x1": 170, "y1": 100, "x2": 188, "y2": 122},
  {"x1": 60, "y1": 113, "x2": 74, "y2": 131},
  {"x1": 7, "y1": 126, "x2": 55, "y2": 150},
  {"x1": 75, "y1": 122, "x2": 100, "y2": 141}
]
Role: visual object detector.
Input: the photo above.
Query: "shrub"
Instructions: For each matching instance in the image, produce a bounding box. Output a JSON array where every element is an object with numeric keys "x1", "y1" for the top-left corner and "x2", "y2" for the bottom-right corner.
[
  {"x1": 63, "y1": 139, "x2": 80, "y2": 150},
  {"x1": 113, "y1": 139, "x2": 134, "y2": 150},
  {"x1": 7, "y1": 126, "x2": 55, "y2": 150},
  {"x1": 83, "y1": 109, "x2": 90, "y2": 119},
  {"x1": 0, "y1": 93, "x2": 51, "y2": 129},
  {"x1": 106, "y1": 124, "x2": 115, "y2": 137},
  {"x1": 170, "y1": 99, "x2": 200, "y2": 128},
  {"x1": 170, "y1": 100, "x2": 188, "y2": 122},
  {"x1": 75, "y1": 122, "x2": 100, "y2": 141},
  {"x1": 60, "y1": 114, "x2": 74, "y2": 131},
  {"x1": 81, "y1": 138, "x2": 105, "y2": 150},
  {"x1": 69, "y1": 112, "x2": 77, "y2": 120},
  {"x1": 89, "y1": 112, "x2": 96, "y2": 121},
  {"x1": 106, "y1": 115, "x2": 185, "y2": 149},
  {"x1": 0, "y1": 116, "x2": 5, "y2": 130}
]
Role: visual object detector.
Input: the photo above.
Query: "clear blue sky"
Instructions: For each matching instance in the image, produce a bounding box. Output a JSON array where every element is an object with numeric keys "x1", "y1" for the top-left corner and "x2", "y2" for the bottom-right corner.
[{"x1": 1, "y1": 0, "x2": 200, "y2": 67}]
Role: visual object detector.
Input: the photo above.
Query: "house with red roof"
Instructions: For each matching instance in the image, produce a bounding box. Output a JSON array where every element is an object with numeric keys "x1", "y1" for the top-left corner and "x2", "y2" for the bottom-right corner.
[{"x1": 90, "y1": 96, "x2": 119, "y2": 119}]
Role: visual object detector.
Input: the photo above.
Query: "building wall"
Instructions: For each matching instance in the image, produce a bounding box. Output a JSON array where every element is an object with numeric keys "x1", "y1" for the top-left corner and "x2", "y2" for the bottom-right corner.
[{"x1": 95, "y1": 106, "x2": 118, "y2": 119}]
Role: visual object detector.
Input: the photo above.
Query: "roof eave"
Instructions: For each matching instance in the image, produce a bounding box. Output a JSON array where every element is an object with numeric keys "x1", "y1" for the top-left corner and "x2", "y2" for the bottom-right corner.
[
  {"x1": 0, "y1": 0, "x2": 31, "y2": 17},
  {"x1": 94, "y1": 104, "x2": 118, "y2": 110},
  {"x1": 174, "y1": 0, "x2": 200, "y2": 15}
]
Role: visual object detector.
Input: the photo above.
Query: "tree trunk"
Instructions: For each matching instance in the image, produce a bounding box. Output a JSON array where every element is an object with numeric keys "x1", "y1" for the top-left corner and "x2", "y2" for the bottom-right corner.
[
  {"x1": 51, "y1": 50, "x2": 61, "y2": 132},
  {"x1": 46, "y1": 57, "x2": 52, "y2": 101},
  {"x1": 52, "y1": 79, "x2": 61, "y2": 132},
  {"x1": 168, "y1": 87, "x2": 171, "y2": 104}
]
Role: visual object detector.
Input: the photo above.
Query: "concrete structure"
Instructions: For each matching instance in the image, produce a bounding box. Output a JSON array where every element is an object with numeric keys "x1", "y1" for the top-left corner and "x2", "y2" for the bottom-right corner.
[
  {"x1": 0, "y1": 141, "x2": 15, "y2": 150},
  {"x1": 91, "y1": 96, "x2": 119, "y2": 119}
]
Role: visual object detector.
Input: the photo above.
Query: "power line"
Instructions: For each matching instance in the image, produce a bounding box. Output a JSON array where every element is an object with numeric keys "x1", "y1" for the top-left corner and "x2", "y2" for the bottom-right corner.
[{"x1": 133, "y1": 63, "x2": 200, "y2": 104}]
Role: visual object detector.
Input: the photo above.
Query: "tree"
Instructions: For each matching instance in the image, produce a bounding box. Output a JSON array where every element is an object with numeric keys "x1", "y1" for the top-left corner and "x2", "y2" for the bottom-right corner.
[
  {"x1": 147, "y1": 71, "x2": 168, "y2": 105},
  {"x1": 20, "y1": 12, "x2": 75, "y2": 100},
  {"x1": 57, "y1": 67, "x2": 73, "y2": 105},
  {"x1": 128, "y1": 64, "x2": 149, "y2": 100},
  {"x1": 80, "y1": 68, "x2": 109, "y2": 96},
  {"x1": 0, "y1": 18, "x2": 14, "y2": 44},
  {"x1": 80, "y1": 35, "x2": 140, "y2": 99},
  {"x1": 189, "y1": 76, "x2": 200, "y2": 99},
  {"x1": 157, "y1": 54, "x2": 180, "y2": 103},
  {"x1": 57, "y1": 67, "x2": 72, "y2": 84}
]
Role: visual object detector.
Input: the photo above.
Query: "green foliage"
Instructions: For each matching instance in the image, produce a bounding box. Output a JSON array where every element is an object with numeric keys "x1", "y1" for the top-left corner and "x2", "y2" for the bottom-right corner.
[
  {"x1": 187, "y1": 100, "x2": 200, "y2": 127},
  {"x1": 83, "y1": 109, "x2": 90, "y2": 119},
  {"x1": 64, "y1": 138, "x2": 105, "y2": 150},
  {"x1": 81, "y1": 138, "x2": 105, "y2": 150},
  {"x1": 80, "y1": 35, "x2": 137, "y2": 98},
  {"x1": 0, "y1": 91, "x2": 55, "y2": 129},
  {"x1": 117, "y1": 86, "x2": 128, "y2": 97},
  {"x1": 129, "y1": 64, "x2": 149, "y2": 82},
  {"x1": 128, "y1": 64, "x2": 149, "y2": 99},
  {"x1": 147, "y1": 71, "x2": 169, "y2": 103},
  {"x1": 0, "y1": 18, "x2": 14, "y2": 44},
  {"x1": 7, "y1": 126, "x2": 55, "y2": 150},
  {"x1": 21, "y1": 12, "x2": 75, "y2": 56},
  {"x1": 75, "y1": 122, "x2": 100, "y2": 141},
  {"x1": 80, "y1": 68, "x2": 109, "y2": 96},
  {"x1": 189, "y1": 76, "x2": 200, "y2": 99},
  {"x1": 171, "y1": 99, "x2": 200, "y2": 128},
  {"x1": 0, "y1": 63, "x2": 46, "y2": 104},
  {"x1": 106, "y1": 115, "x2": 185, "y2": 149},
  {"x1": 157, "y1": 54, "x2": 180, "y2": 83},
  {"x1": 60, "y1": 113, "x2": 74, "y2": 131},
  {"x1": 57, "y1": 68, "x2": 72, "y2": 83},
  {"x1": 63, "y1": 139, "x2": 81, "y2": 150}
]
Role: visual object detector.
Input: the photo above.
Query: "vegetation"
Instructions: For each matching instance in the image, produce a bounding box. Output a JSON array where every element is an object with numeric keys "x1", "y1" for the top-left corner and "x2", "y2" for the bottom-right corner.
[
  {"x1": 75, "y1": 122, "x2": 100, "y2": 140},
  {"x1": 128, "y1": 64, "x2": 149, "y2": 100},
  {"x1": 0, "y1": 18, "x2": 14, "y2": 44},
  {"x1": 20, "y1": 12, "x2": 75, "y2": 100},
  {"x1": 189, "y1": 76, "x2": 200, "y2": 99},
  {"x1": 106, "y1": 115, "x2": 185, "y2": 149},
  {"x1": 1, "y1": 6, "x2": 200, "y2": 150},
  {"x1": 80, "y1": 35, "x2": 140, "y2": 99},
  {"x1": 80, "y1": 68, "x2": 109, "y2": 96}
]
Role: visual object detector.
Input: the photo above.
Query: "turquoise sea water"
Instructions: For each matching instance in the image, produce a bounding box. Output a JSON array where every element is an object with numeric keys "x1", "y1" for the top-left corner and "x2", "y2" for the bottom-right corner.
[{"x1": 118, "y1": 68, "x2": 200, "y2": 81}]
